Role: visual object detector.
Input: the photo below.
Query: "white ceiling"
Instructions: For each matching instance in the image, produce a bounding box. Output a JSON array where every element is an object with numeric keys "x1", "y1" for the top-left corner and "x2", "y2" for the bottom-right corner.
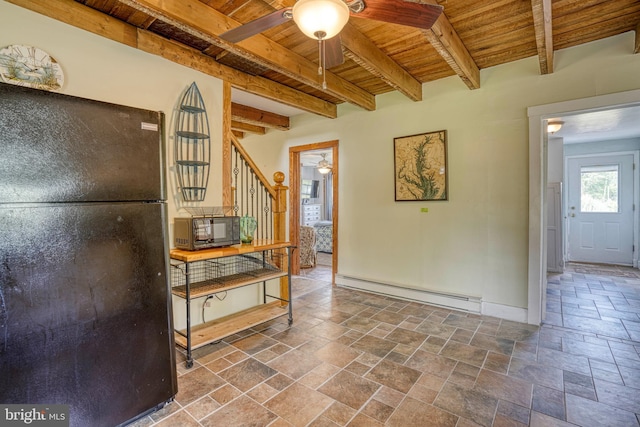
[
  {"x1": 300, "y1": 150, "x2": 332, "y2": 167},
  {"x1": 548, "y1": 104, "x2": 640, "y2": 144},
  {"x1": 232, "y1": 89, "x2": 306, "y2": 117}
]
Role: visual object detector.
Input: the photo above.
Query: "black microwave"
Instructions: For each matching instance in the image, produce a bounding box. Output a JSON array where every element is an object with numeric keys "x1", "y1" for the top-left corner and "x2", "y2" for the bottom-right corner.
[{"x1": 174, "y1": 216, "x2": 240, "y2": 250}]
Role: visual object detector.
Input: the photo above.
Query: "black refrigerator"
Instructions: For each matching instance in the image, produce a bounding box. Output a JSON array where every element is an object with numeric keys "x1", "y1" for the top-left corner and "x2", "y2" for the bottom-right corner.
[{"x1": 0, "y1": 83, "x2": 177, "y2": 426}]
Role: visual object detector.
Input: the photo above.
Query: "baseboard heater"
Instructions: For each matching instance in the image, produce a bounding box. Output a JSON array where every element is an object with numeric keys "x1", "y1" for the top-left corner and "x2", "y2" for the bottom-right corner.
[{"x1": 335, "y1": 274, "x2": 482, "y2": 313}]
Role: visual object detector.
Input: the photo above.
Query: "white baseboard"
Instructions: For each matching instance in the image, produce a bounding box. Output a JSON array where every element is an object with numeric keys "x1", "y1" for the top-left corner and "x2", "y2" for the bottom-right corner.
[
  {"x1": 335, "y1": 274, "x2": 481, "y2": 313},
  {"x1": 335, "y1": 274, "x2": 529, "y2": 323},
  {"x1": 481, "y1": 302, "x2": 528, "y2": 323}
]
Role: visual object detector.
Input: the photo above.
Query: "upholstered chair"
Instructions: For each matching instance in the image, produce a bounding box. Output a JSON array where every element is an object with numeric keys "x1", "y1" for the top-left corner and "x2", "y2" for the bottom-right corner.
[{"x1": 299, "y1": 225, "x2": 317, "y2": 268}]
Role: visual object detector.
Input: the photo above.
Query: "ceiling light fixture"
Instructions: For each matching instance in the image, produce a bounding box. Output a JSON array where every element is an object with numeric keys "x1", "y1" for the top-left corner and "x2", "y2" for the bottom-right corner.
[
  {"x1": 293, "y1": 0, "x2": 350, "y2": 40},
  {"x1": 292, "y1": 0, "x2": 350, "y2": 90},
  {"x1": 317, "y1": 153, "x2": 333, "y2": 174},
  {"x1": 547, "y1": 121, "x2": 564, "y2": 134}
]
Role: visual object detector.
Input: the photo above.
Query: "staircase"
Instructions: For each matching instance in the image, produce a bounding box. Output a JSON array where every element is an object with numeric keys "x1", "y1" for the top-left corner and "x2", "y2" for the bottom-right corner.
[{"x1": 221, "y1": 86, "x2": 289, "y2": 301}]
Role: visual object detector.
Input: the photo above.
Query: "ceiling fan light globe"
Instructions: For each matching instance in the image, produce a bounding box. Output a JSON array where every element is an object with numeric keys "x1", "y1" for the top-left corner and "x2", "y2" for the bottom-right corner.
[
  {"x1": 318, "y1": 162, "x2": 332, "y2": 174},
  {"x1": 293, "y1": 0, "x2": 350, "y2": 40},
  {"x1": 317, "y1": 154, "x2": 333, "y2": 174}
]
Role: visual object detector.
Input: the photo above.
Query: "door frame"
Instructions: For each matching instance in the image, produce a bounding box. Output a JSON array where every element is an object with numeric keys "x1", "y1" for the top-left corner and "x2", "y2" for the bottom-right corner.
[
  {"x1": 564, "y1": 151, "x2": 638, "y2": 266},
  {"x1": 527, "y1": 88, "x2": 640, "y2": 325},
  {"x1": 289, "y1": 140, "x2": 339, "y2": 283}
]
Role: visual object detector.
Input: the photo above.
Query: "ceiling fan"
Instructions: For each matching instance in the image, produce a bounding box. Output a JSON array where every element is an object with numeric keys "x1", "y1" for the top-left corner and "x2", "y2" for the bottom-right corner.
[{"x1": 220, "y1": 0, "x2": 443, "y2": 89}]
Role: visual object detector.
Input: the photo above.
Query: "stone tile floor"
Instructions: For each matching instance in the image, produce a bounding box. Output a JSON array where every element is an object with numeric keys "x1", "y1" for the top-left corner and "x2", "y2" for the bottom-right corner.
[{"x1": 129, "y1": 263, "x2": 640, "y2": 426}]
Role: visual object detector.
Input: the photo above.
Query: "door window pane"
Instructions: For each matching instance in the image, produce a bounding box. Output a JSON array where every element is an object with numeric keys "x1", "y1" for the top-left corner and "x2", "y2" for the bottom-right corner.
[{"x1": 580, "y1": 164, "x2": 619, "y2": 212}]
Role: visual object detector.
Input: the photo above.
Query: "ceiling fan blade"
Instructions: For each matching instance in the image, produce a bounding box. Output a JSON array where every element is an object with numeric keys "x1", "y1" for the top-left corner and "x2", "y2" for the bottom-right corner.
[
  {"x1": 220, "y1": 7, "x2": 293, "y2": 43},
  {"x1": 353, "y1": 0, "x2": 443, "y2": 30},
  {"x1": 324, "y1": 36, "x2": 344, "y2": 69}
]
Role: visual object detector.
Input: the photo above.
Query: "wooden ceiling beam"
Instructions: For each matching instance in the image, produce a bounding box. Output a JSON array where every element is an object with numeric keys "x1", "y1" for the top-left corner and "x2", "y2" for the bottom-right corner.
[
  {"x1": 231, "y1": 120, "x2": 266, "y2": 135},
  {"x1": 421, "y1": 2, "x2": 480, "y2": 90},
  {"x1": 137, "y1": 31, "x2": 337, "y2": 118},
  {"x1": 531, "y1": 0, "x2": 554, "y2": 74},
  {"x1": 232, "y1": 130, "x2": 245, "y2": 139},
  {"x1": 119, "y1": 0, "x2": 376, "y2": 111},
  {"x1": 7, "y1": 0, "x2": 337, "y2": 118},
  {"x1": 231, "y1": 103, "x2": 290, "y2": 131},
  {"x1": 341, "y1": 24, "x2": 422, "y2": 102},
  {"x1": 107, "y1": 2, "x2": 158, "y2": 29}
]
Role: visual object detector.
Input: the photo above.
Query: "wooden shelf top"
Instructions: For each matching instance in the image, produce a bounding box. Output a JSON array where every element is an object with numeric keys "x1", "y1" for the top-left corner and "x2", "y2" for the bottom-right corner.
[
  {"x1": 170, "y1": 239, "x2": 291, "y2": 262},
  {"x1": 174, "y1": 301, "x2": 288, "y2": 350}
]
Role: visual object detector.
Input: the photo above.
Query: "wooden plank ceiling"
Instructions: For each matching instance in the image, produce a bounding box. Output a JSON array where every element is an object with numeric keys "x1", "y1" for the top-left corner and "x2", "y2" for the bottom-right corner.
[{"x1": 8, "y1": 0, "x2": 640, "y2": 136}]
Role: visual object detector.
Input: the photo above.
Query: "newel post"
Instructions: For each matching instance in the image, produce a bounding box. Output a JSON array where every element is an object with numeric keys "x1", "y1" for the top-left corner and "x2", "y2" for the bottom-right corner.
[
  {"x1": 273, "y1": 171, "x2": 288, "y2": 243},
  {"x1": 272, "y1": 171, "x2": 290, "y2": 305}
]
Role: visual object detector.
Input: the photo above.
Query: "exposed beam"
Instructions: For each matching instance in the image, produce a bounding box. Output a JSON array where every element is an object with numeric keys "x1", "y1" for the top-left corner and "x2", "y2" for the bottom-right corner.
[
  {"x1": 120, "y1": 0, "x2": 376, "y2": 111},
  {"x1": 232, "y1": 130, "x2": 245, "y2": 139},
  {"x1": 531, "y1": 0, "x2": 554, "y2": 74},
  {"x1": 231, "y1": 103, "x2": 290, "y2": 131},
  {"x1": 7, "y1": 0, "x2": 337, "y2": 118},
  {"x1": 262, "y1": 0, "x2": 292, "y2": 11},
  {"x1": 231, "y1": 120, "x2": 266, "y2": 135},
  {"x1": 635, "y1": 22, "x2": 640, "y2": 54},
  {"x1": 137, "y1": 31, "x2": 336, "y2": 118},
  {"x1": 421, "y1": 1, "x2": 480, "y2": 90},
  {"x1": 109, "y1": 2, "x2": 157, "y2": 29},
  {"x1": 340, "y1": 24, "x2": 422, "y2": 102}
]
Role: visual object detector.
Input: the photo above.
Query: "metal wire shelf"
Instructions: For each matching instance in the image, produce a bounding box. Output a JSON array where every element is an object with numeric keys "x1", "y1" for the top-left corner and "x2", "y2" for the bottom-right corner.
[{"x1": 170, "y1": 250, "x2": 286, "y2": 298}]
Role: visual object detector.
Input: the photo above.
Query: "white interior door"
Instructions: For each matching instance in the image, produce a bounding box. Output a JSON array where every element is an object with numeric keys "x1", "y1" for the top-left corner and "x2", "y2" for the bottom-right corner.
[{"x1": 566, "y1": 154, "x2": 634, "y2": 265}]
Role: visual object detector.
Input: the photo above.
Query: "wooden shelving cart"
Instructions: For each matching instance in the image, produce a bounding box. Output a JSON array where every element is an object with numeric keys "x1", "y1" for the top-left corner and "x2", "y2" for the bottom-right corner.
[{"x1": 170, "y1": 240, "x2": 293, "y2": 368}]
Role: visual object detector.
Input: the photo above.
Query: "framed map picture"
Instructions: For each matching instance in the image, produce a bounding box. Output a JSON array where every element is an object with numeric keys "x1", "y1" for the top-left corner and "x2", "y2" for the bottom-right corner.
[{"x1": 394, "y1": 130, "x2": 448, "y2": 201}]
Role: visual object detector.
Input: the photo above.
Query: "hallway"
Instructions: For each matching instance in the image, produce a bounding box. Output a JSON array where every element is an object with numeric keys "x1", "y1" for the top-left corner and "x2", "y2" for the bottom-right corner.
[
  {"x1": 546, "y1": 262, "x2": 640, "y2": 341},
  {"x1": 129, "y1": 264, "x2": 640, "y2": 426}
]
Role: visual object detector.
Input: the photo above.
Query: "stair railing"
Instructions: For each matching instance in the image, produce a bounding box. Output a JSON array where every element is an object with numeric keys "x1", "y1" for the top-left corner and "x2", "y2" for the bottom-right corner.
[
  {"x1": 222, "y1": 82, "x2": 289, "y2": 302},
  {"x1": 226, "y1": 134, "x2": 287, "y2": 243}
]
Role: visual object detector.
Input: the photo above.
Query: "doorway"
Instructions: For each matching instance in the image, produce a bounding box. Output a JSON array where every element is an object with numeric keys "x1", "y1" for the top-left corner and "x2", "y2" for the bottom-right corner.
[
  {"x1": 565, "y1": 153, "x2": 635, "y2": 265},
  {"x1": 527, "y1": 89, "x2": 640, "y2": 325},
  {"x1": 289, "y1": 140, "x2": 338, "y2": 284}
]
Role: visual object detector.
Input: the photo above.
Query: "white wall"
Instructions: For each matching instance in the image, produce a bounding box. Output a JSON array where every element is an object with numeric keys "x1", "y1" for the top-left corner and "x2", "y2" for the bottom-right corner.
[
  {"x1": 564, "y1": 137, "x2": 640, "y2": 156},
  {"x1": 547, "y1": 137, "x2": 564, "y2": 183},
  {"x1": 241, "y1": 32, "x2": 640, "y2": 319},
  {"x1": 4, "y1": 2, "x2": 640, "y2": 322}
]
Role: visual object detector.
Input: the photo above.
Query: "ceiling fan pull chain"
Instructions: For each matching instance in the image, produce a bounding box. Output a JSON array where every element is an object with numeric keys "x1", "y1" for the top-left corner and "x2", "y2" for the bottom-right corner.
[
  {"x1": 318, "y1": 39, "x2": 323, "y2": 76},
  {"x1": 317, "y1": 38, "x2": 327, "y2": 90}
]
